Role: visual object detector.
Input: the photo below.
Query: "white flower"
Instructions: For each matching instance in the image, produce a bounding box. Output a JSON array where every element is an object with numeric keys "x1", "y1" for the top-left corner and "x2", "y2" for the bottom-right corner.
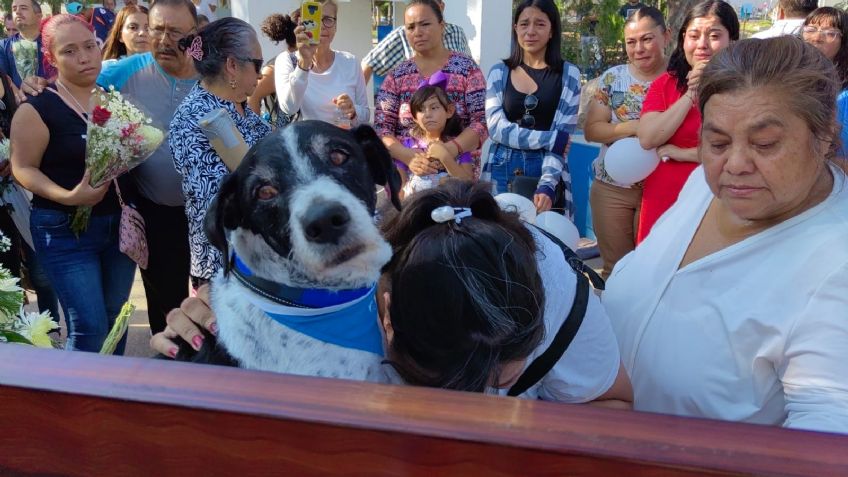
[{"x1": 16, "y1": 310, "x2": 59, "y2": 348}]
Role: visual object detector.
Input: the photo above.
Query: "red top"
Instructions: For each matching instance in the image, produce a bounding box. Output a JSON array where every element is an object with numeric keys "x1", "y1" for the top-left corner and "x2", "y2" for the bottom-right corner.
[
  {"x1": 636, "y1": 72, "x2": 701, "y2": 244},
  {"x1": 640, "y1": 72, "x2": 701, "y2": 148}
]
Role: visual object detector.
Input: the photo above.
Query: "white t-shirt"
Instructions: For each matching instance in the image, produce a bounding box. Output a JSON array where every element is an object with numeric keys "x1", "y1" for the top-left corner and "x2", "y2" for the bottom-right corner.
[
  {"x1": 492, "y1": 227, "x2": 621, "y2": 402},
  {"x1": 603, "y1": 166, "x2": 848, "y2": 434},
  {"x1": 275, "y1": 50, "x2": 370, "y2": 126}
]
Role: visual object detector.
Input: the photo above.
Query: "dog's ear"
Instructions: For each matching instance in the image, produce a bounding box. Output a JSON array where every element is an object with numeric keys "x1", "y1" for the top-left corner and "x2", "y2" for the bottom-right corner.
[
  {"x1": 205, "y1": 172, "x2": 240, "y2": 275},
  {"x1": 351, "y1": 124, "x2": 402, "y2": 210}
]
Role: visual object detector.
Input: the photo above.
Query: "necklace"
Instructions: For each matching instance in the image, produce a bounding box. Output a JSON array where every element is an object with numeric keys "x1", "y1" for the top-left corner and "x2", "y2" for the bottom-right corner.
[{"x1": 56, "y1": 79, "x2": 88, "y2": 118}]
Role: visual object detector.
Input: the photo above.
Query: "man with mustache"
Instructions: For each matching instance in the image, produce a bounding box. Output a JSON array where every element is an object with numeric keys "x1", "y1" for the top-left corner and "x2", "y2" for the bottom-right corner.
[{"x1": 95, "y1": 0, "x2": 199, "y2": 336}]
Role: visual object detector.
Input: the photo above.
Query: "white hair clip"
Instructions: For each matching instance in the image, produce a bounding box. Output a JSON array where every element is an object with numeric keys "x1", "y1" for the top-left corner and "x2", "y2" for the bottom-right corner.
[{"x1": 431, "y1": 206, "x2": 473, "y2": 224}]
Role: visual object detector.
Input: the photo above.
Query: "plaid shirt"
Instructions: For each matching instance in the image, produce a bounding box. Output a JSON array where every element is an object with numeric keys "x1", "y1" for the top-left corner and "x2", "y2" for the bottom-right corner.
[{"x1": 363, "y1": 23, "x2": 472, "y2": 77}]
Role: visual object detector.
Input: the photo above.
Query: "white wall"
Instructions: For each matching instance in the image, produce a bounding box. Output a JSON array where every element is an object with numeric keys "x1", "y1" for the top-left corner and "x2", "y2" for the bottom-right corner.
[{"x1": 444, "y1": 0, "x2": 512, "y2": 75}]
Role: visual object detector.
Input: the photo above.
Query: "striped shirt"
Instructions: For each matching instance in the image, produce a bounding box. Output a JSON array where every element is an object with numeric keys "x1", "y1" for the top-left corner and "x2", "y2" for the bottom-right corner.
[
  {"x1": 363, "y1": 23, "x2": 472, "y2": 77},
  {"x1": 485, "y1": 61, "x2": 581, "y2": 204}
]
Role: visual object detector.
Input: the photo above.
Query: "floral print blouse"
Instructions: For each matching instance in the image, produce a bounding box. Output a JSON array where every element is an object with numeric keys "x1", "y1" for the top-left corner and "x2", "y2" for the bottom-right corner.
[
  {"x1": 592, "y1": 64, "x2": 653, "y2": 187},
  {"x1": 169, "y1": 83, "x2": 272, "y2": 280}
]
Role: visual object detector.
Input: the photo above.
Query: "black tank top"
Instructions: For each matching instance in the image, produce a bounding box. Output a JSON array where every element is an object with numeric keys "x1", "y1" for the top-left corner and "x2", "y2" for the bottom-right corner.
[
  {"x1": 503, "y1": 64, "x2": 562, "y2": 132},
  {"x1": 26, "y1": 87, "x2": 121, "y2": 215}
]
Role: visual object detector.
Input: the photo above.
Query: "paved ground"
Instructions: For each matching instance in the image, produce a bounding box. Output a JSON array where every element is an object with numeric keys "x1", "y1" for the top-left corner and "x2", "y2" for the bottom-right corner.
[{"x1": 34, "y1": 254, "x2": 604, "y2": 358}]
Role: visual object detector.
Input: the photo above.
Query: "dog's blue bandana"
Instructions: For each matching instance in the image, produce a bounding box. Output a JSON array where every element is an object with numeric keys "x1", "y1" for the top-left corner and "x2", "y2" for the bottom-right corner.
[{"x1": 231, "y1": 254, "x2": 384, "y2": 356}]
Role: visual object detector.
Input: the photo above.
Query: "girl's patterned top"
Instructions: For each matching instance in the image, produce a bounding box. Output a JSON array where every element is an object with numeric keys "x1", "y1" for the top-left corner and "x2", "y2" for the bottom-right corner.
[
  {"x1": 592, "y1": 64, "x2": 654, "y2": 187},
  {"x1": 374, "y1": 52, "x2": 488, "y2": 173},
  {"x1": 169, "y1": 83, "x2": 272, "y2": 280}
]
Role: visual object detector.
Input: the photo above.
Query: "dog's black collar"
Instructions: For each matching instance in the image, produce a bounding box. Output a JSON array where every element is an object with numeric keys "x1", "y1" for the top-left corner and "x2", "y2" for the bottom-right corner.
[{"x1": 229, "y1": 253, "x2": 372, "y2": 309}]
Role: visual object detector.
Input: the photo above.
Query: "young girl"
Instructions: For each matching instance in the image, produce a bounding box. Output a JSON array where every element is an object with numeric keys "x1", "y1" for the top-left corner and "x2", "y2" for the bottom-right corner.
[{"x1": 397, "y1": 83, "x2": 473, "y2": 198}]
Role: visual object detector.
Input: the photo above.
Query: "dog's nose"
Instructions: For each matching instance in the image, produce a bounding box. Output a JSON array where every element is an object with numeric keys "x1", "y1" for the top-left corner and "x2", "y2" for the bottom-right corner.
[{"x1": 301, "y1": 203, "x2": 351, "y2": 244}]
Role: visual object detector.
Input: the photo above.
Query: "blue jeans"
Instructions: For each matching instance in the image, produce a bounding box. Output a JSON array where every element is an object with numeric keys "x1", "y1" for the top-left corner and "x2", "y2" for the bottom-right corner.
[
  {"x1": 30, "y1": 208, "x2": 136, "y2": 354},
  {"x1": 485, "y1": 144, "x2": 545, "y2": 195},
  {"x1": 22, "y1": 242, "x2": 61, "y2": 319}
]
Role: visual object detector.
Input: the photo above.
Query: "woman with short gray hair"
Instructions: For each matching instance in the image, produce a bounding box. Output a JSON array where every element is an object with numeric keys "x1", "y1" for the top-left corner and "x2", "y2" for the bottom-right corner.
[
  {"x1": 604, "y1": 36, "x2": 848, "y2": 433},
  {"x1": 169, "y1": 17, "x2": 272, "y2": 290}
]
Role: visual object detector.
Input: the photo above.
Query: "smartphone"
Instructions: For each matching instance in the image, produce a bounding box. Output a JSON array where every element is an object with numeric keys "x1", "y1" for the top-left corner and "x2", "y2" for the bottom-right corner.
[{"x1": 301, "y1": 1, "x2": 322, "y2": 46}]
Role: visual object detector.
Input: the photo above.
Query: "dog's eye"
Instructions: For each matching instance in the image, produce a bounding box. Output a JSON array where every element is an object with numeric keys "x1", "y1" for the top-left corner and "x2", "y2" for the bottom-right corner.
[
  {"x1": 256, "y1": 185, "x2": 278, "y2": 200},
  {"x1": 329, "y1": 149, "x2": 349, "y2": 166}
]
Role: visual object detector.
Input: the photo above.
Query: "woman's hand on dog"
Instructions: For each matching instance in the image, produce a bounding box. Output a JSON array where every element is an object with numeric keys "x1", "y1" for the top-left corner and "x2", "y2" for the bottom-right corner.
[{"x1": 150, "y1": 285, "x2": 218, "y2": 358}]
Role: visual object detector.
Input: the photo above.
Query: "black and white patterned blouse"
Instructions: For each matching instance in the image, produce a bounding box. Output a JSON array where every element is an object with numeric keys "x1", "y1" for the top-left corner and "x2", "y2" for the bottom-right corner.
[{"x1": 169, "y1": 83, "x2": 272, "y2": 280}]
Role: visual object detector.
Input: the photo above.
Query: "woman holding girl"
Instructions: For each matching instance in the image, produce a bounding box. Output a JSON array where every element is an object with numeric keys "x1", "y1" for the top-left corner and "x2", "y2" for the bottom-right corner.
[
  {"x1": 11, "y1": 14, "x2": 137, "y2": 353},
  {"x1": 398, "y1": 78, "x2": 473, "y2": 197},
  {"x1": 485, "y1": 0, "x2": 581, "y2": 216},
  {"x1": 275, "y1": 0, "x2": 369, "y2": 128},
  {"x1": 801, "y1": 7, "x2": 848, "y2": 158},
  {"x1": 375, "y1": 0, "x2": 487, "y2": 181},
  {"x1": 169, "y1": 18, "x2": 271, "y2": 290},
  {"x1": 101, "y1": 4, "x2": 150, "y2": 65},
  {"x1": 585, "y1": 7, "x2": 670, "y2": 278},
  {"x1": 636, "y1": 0, "x2": 738, "y2": 242}
]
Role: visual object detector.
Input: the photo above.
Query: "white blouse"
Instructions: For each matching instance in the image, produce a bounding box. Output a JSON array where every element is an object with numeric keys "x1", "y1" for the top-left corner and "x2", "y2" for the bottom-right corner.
[
  {"x1": 274, "y1": 50, "x2": 370, "y2": 126},
  {"x1": 603, "y1": 166, "x2": 848, "y2": 434}
]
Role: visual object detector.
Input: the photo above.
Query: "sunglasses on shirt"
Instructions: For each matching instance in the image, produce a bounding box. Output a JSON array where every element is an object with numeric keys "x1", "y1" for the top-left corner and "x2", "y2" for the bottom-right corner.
[{"x1": 520, "y1": 93, "x2": 538, "y2": 128}]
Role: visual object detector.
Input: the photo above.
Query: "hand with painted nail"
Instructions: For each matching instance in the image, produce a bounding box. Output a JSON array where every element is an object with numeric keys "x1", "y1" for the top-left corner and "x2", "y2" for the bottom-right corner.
[{"x1": 149, "y1": 284, "x2": 217, "y2": 358}]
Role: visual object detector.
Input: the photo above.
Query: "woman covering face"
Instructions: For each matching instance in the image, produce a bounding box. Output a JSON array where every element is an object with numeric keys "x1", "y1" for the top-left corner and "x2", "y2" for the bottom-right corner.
[
  {"x1": 635, "y1": 0, "x2": 739, "y2": 243},
  {"x1": 604, "y1": 36, "x2": 848, "y2": 434}
]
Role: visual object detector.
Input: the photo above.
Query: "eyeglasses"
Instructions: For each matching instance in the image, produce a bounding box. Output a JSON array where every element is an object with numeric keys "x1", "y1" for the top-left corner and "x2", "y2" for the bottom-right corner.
[
  {"x1": 519, "y1": 94, "x2": 538, "y2": 128},
  {"x1": 802, "y1": 26, "x2": 842, "y2": 41},
  {"x1": 147, "y1": 26, "x2": 194, "y2": 42},
  {"x1": 321, "y1": 16, "x2": 337, "y2": 28},
  {"x1": 239, "y1": 57, "x2": 263, "y2": 74}
]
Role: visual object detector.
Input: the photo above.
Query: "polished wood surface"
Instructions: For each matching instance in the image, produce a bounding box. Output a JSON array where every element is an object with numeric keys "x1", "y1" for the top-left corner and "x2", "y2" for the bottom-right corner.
[{"x1": 0, "y1": 345, "x2": 845, "y2": 476}]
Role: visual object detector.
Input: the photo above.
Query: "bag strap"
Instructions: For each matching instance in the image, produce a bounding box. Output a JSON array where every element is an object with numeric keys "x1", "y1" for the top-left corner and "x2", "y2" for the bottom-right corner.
[
  {"x1": 507, "y1": 272, "x2": 588, "y2": 397},
  {"x1": 112, "y1": 179, "x2": 125, "y2": 207},
  {"x1": 533, "y1": 225, "x2": 605, "y2": 291},
  {"x1": 506, "y1": 224, "x2": 602, "y2": 397}
]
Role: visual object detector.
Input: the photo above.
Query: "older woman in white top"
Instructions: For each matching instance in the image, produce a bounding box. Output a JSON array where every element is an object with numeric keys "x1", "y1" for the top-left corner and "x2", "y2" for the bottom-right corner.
[
  {"x1": 603, "y1": 37, "x2": 848, "y2": 434},
  {"x1": 274, "y1": 0, "x2": 369, "y2": 127}
]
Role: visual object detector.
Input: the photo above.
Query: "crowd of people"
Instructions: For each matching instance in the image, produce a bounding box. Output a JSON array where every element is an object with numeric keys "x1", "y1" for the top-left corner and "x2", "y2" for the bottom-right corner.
[{"x1": 0, "y1": 0, "x2": 844, "y2": 435}]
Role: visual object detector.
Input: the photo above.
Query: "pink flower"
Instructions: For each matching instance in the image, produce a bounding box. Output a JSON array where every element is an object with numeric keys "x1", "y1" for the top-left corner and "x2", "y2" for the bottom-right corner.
[{"x1": 92, "y1": 106, "x2": 112, "y2": 126}]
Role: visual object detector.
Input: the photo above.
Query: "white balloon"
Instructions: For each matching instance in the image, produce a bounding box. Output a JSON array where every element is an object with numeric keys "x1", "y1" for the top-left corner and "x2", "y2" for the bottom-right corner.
[
  {"x1": 535, "y1": 211, "x2": 580, "y2": 250},
  {"x1": 495, "y1": 193, "x2": 536, "y2": 224},
  {"x1": 603, "y1": 137, "x2": 660, "y2": 185}
]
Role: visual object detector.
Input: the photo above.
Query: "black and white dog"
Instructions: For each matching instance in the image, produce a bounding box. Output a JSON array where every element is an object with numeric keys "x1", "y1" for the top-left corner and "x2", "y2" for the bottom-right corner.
[{"x1": 173, "y1": 121, "x2": 401, "y2": 382}]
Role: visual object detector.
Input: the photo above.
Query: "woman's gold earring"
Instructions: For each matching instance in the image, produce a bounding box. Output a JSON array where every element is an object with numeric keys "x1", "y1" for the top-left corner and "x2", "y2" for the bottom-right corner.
[{"x1": 230, "y1": 78, "x2": 237, "y2": 89}]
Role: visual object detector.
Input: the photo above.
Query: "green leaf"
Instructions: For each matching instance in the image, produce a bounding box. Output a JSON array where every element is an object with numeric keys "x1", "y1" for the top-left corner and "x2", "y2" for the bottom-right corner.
[{"x1": 0, "y1": 329, "x2": 34, "y2": 346}]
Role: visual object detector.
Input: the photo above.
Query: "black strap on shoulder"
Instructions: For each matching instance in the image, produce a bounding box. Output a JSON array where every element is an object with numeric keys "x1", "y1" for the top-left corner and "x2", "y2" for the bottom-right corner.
[
  {"x1": 533, "y1": 225, "x2": 605, "y2": 291},
  {"x1": 506, "y1": 224, "x2": 603, "y2": 397},
  {"x1": 507, "y1": 272, "x2": 589, "y2": 397}
]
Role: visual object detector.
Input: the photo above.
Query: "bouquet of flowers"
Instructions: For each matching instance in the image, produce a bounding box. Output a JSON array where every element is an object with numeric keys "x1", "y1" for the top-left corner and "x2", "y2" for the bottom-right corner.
[
  {"x1": 0, "y1": 233, "x2": 60, "y2": 349},
  {"x1": 70, "y1": 87, "x2": 165, "y2": 235}
]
